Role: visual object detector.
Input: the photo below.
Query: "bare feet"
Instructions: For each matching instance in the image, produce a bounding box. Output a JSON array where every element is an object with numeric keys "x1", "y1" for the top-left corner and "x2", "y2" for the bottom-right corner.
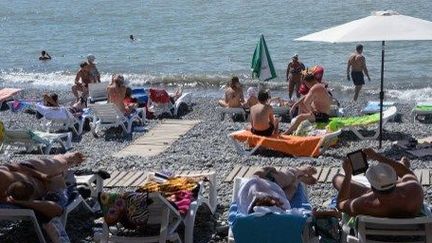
[{"x1": 295, "y1": 165, "x2": 318, "y2": 185}]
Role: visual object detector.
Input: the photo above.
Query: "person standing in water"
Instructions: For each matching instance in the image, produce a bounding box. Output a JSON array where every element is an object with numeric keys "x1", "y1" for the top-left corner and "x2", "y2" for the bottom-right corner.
[
  {"x1": 39, "y1": 50, "x2": 51, "y2": 61},
  {"x1": 347, "y1": 44, "x2": 371, "y2": 101},
  {"x1": 129, "y1": 35, "x2": 135, "y2": 41},
  {"x1": 87, "y1": 54, "x2": 101, "y2": 83},
  {"x1": 286, "y1": 54, "x2": 305, "y2": 100}
]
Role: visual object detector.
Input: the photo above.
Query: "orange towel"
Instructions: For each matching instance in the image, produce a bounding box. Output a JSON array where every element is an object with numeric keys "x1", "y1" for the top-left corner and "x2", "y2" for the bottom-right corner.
[
  {"x1": 0, "y1": 88, "x2": 21, "y2": 102},
  {"x1": 231, "y1": 130, "x2": 322, "y2": 157}
]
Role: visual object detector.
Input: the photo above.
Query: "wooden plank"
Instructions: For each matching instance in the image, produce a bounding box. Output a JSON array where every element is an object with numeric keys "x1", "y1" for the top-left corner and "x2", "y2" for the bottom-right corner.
[
  {"x1": 116, "y1": 171, "x2": 137, "y2": 187},
  {"x1": 414, "y1": 170, "x2": 422, "y2": 181},
  {"x1": 421, "y1": 169, "x2": 430, "y2": 185},
  {"x1": 131, "y1": 175, "x2": 149, "y2": 187},
  {"x1": 326, "y1": 168, "x2": 339, "y2": 183},
  {"x1": 313, "y1": 166, "x2": 323, "y2": 180},
  {"x1": 104, "y1": 171, "x2": 120, "y2": 187},
  {"x1": 106, "y1": 171, "x2": 128, "y2": 187},
  {"x1": 236, "y1": 166, "x2": 250, "y2": 179},
  {"x1": 318, "y1": 167, "x2": 330, "y2": 183},
  {"x1": 244, "y1": 166, "x2": 261, "y2": 178},
  {"x1": 123, "y1": 171, "x2": 146, "y2": 187},
  {"x1": 224, "y1": 165, "x2": 242, "y2": 182}
]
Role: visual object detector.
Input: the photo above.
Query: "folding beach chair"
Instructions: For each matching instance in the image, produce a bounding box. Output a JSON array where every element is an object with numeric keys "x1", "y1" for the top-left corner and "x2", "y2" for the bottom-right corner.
[
  {"x1": 228, "y1": 177, "x2": 318, "y2": 243},
  {"x1": 229, "y1": 129, "x2": 341, "y2": 157},
  {"x1": 412, "y1": 101, "x2": 432, "y2": 122},
  {"x1": 0, "y1": 121, "x2": 72, "y2": 154},
  {"x1": 88, "y1": 82, "x2": 109, "y2": 104},
  {"x1": 0, "y1": 172, "x2": 105, "y2": 243},
  {"x1": 88, "y1": 103, "x2": 146, "y2": 137},
  {"x1": 35, "y1": 104, "x2": 87, "y2": 136},
  {"x1": 328, "y1": 106, "x2": 397, "y2": 140}
]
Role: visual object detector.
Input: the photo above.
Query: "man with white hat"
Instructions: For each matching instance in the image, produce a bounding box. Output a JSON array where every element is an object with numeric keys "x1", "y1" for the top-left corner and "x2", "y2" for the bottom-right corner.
[
  {"x1": 87, "y1": 54, "x2": 101, "y2": 83},
  {"x1": 333, "y1": 148, "x2": 423, "y2": 218}
]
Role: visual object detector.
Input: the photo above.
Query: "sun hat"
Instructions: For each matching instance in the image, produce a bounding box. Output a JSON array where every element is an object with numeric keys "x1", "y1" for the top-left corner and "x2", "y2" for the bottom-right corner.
[
  {"x1": 246, "y1": 87, "x2": 258, "y2": 99},
  {"x1": 87, "y1": 54, "x2": 96, "y2": 62},
  {"x1": 365, "y1": 163, "x2": 397, "y2": 191}
]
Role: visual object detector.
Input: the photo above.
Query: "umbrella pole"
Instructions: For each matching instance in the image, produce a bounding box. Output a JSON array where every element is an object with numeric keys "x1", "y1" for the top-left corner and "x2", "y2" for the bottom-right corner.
[{"x1": 379, "y1": 41, "x2": 385, "y2": 148}]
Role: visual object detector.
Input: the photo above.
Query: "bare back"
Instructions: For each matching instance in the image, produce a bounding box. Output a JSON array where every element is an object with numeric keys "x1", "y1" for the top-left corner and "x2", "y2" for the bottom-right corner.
[
  {"x1": 107, "y1": 85, "x2": 127, "y2": 113},
  {"x1": 351, "y1": 180, "x2": 424, "y2": 218},
  {"x1": 0, "y1": 169, "x2": 45, "y2": 201},
  {"x1": 348, "y1": 53, "x2": 366, "y2": 72},
  {"x1": 224, "y1": 87, "x2": 244, "y2": 108},
  {"x1": 250, "y1": 103, "x2": 273, "y2": 131},
  {"x1": 305, "y1": 84, "x2": 331, "y2": 114}
]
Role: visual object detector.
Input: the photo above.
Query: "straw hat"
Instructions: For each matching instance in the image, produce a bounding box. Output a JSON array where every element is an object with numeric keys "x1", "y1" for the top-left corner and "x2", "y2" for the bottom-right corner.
[{"x1": 365, "y1": 163, "x2": 397, "y2": 191}]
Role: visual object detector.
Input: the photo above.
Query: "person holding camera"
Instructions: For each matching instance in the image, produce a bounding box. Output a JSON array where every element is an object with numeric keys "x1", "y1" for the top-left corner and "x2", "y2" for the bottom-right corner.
[{"x1": 332, "y1": 148, "x2": 424, "y2": 218}]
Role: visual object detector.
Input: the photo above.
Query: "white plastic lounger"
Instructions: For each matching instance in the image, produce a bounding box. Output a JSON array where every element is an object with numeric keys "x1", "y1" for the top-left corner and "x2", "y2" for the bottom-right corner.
[
  {"x1": 89, "y1": 103, "x2": 145, "y2": 136},
  {"x1": 0, "y1": 173, "x2": 104, "y2": 243},
  {"x1": 219, "y1": 107, "x2": 247, "y2": 121},
  {"x1": 361, "y1": 101, "x2": 396, "y2": 115},
  {"x1": 348, "y1": 106, "x2": 397, "y2": 140},
  {"x1": 0, "y1": 129, "x2": 72, "y2": 154},
  {"x1": 173, "y1": 92, "x2": 192, "y2": 117},
  {"x1": 99, "y1": 192, "x2": 183, "y2": 243},
  {"x1": 412, "y1": 102, "x2": 432, "y2": 122},
  {"x1": 36, "y1": 104, "x2": 86, "y2": 136},
  {"x1": 88, "y1": 82, "x2": 109, "y2": 103}
]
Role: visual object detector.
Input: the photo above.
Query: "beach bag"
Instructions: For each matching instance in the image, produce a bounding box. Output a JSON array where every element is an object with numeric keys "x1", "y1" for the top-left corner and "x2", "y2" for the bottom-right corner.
[{"x1": 99, "y1": 191, "x2": 152, "y2": 230}]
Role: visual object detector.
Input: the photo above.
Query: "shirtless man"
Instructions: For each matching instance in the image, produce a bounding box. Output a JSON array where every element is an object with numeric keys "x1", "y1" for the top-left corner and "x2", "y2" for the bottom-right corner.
[
  {"x1": 71, "y1": 62, "x2": 95, "y2": 101},
  {"x1": 39, "y1": 50, "x2": 51, "y2": 61},
  {"x1": 87, "y1": 54, "x2": 101, "y2": 83},
  {"x1": 333, "y1": 148, "x2": 423, "y2": 218},
  {"x1": 248, "y1": 89, "x2": 279, "y2": 136},
  {"x1": 0, "y1": 152, "x2": 85, "y2": 218},
  {"x1": 347, "y1": 44, "x2": 371, "y2": 101},
  {"x1": 107, "y1": 74, "x2": 127, "y2": 113},
  {"x1": 218, "y1": 76, "x2": 244, "y2": 108},
  {"x1": 284, "y1": 73, "x2": 331, "y2": 134},
  {"x1": 286, "y1": 54, "x2": 305, "y2": 100}
]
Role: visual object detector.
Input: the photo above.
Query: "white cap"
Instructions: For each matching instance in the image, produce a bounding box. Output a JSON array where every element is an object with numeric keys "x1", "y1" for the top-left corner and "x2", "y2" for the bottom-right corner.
[
  {"x1": 365, "y1": 163, "x2": 397, "y2": 191},
  {"x1": 87, "y1": 54, "x2": 96, "y2": 62}
]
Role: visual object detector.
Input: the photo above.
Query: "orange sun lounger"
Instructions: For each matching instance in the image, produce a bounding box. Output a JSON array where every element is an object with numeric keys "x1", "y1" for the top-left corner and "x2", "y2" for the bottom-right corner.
[{"x1": 229, "y1": 130, "x2": 341, "y2": 157}]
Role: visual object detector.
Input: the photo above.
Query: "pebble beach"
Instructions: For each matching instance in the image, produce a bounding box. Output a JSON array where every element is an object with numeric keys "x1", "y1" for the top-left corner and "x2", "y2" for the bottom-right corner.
[{"x1": 0, "y1": 85, "x2": 431, "y2": 243}]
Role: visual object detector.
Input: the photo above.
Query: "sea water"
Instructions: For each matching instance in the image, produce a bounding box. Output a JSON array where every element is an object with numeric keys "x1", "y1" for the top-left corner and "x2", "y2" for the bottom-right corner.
[{"x1": 0, "y1": 0, "x2": 431, "y2": 100}]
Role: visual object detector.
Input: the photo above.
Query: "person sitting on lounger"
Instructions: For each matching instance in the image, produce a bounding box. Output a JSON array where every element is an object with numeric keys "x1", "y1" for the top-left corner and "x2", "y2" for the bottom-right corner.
[
  {"x1": 284, "y1": 73, "x2": 331, "y2": 135},
  {"x1": 218, "y1": 76, "x2": 244, "y2": 108},
  {"x1": 242, "y1": 87, "x2": 259, "y2": 108},
  {"x1": 248, "y1": 89, "x2": 279, "y2": 137},
  {"x1": 237, "y1": 166, "x2": 317, "y2": 214},
  {"x1": 333, "y1": 148, "x2": 424, "y2": 218},
  {"x1": 42, "y1": 93, "x2": 86, "y2": 115},
  {"x1": 107, "y1": 74, "x2": 127, "y2": 114},
  {"x1": 0, "y1": 152, "x2": 85, "y2": 219}
]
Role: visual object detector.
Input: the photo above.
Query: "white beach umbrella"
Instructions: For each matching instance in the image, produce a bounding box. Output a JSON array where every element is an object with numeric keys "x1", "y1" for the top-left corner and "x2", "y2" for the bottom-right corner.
[{"x1": 295, "y1": 10, "x2": 432, "y2": 148}]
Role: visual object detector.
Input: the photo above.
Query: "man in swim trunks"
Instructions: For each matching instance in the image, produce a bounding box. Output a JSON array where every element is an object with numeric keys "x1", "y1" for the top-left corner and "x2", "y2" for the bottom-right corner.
[
  {"x1": 347, "y1": 44, "x2": 371, "y2": 101},
  {"x1": 72, "y1": 62, "x2": 95, "y2": 102},
  {"x1": 248, "y1": 89, "x2": 279, "y2": 137},
  {"x1": 286, "y1": 54, "x2": 305, "y2": 100},
  {"x1": 218, "y1": 76, "x2": 244, "y2": 108},
  {"x1": 0, "y1": 152, "x2": 85, "y2": 219},
  {"x1": 284, "y1": 73, "x2": 331, "y2": 134},
  {"x1": 333, "y1": 148, "x2": 423, "y2": 218},
  {"x1": 87, "y1": 54, "x2": 101, "y2": 83}
]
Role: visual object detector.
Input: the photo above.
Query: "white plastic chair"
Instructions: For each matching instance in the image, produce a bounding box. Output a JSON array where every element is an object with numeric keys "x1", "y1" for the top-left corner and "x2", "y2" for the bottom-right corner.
[
  {"x1": 89, "y1": 103, "x2": 145, "y2": 137},
  {"x1": 36, "y1": 104, "x2": 86, "y2": 136},
  {"x1": 88, "y1": 82, "x2": 109, "y2": 104}
]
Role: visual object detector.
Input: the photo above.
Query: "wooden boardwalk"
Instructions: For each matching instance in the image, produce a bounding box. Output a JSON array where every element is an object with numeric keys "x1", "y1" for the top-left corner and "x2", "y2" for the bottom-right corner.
[
  {"x1": 115, "y1": 119, "x2": 200, "y2": 158},
  {"x1": 103, "y1": 169, "x2": 214, "y2": 188},
  {"x1": 223, "y1": 165, "x2": 432, "y2": 185}
]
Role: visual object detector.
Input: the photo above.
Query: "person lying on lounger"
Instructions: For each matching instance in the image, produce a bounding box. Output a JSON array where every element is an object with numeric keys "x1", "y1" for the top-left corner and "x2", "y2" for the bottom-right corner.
[
  {"x1": 0, "y1": 152, "x2": 85, "y2": 219},
  {"x1": 333, "y1": 148, "x2": 424, "y2": 218},
  {"x1": 218, "y1": 76, "x2": 244, "y2": 108},
  {"x1": 42, "y1": 92, "x2": 86, "y2": 116},
  {"x1": 247, "y1": 89, "x2": 279, "y2": 137},
  {"x1": 237, "y1": 166, "x2": 317, "y2": 214},
  {"x1": 284, "y1": 73, "x2": 331, "y2": 135}
]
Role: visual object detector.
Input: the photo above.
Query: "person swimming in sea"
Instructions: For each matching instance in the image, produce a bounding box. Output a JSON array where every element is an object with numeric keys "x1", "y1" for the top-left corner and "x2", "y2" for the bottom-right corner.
[
  {"x1": 39, "y1": 51, "x2": 51, "y2": 61},
  {"x1": 130, "y1": 35, "x2": 135, "y2": 41}
]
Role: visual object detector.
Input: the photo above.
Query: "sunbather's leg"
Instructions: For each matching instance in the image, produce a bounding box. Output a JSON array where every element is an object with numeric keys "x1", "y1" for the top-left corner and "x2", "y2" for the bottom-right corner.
[
  {"x1": 284, "y1": 113, "x2": 313, "y2": 135},
  {"x1": 272, "y1": 116, "x2": 280, "y2": 135},
  {"x1": 332, "y1": 174, "x2": 370, "y2": 198},
  {"x1": 400, "y1": 156, "x2": 410, "y2": 168},
  {"x1": 18, "y1": 152, "x2": 85, "y2": 177},
  {"x1": 218, "y1": 100, "x2": 228, "y2": 107},
  {"x1": 353, "y1": 85, "x2": 362, "y2": 102}
]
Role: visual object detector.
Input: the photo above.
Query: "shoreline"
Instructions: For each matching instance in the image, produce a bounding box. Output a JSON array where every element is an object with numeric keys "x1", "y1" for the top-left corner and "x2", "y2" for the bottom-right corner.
[{"x1": 0, "y1": 86, "x2": 431, "y2": 242}]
